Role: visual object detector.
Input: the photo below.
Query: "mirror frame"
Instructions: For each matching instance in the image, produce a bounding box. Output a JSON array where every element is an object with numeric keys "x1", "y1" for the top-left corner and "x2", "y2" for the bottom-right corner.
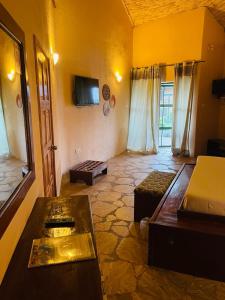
[{"x1": 0, "y1": 3, "x2": 35, "y2": 237}]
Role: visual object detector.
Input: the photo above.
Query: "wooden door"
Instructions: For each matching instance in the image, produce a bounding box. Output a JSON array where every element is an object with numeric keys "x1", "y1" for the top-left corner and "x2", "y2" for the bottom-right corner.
[{"x1": 34, "y1": 37, "x2": 56, "y2": 197}]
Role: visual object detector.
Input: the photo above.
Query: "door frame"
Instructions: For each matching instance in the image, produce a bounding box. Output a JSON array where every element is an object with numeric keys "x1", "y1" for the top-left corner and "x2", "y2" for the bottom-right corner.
[{"x1": 33, "y1": 35, "x2": 57, "y2": 196}]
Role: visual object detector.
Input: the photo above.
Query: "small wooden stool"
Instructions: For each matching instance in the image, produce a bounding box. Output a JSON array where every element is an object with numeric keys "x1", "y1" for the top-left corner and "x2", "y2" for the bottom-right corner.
[
  {"x1": 134, "y1": 171, "x2": 175, "y2": 222},
  {"x1": 70, "y1": 160, "x2": 107, "y2": 185}
]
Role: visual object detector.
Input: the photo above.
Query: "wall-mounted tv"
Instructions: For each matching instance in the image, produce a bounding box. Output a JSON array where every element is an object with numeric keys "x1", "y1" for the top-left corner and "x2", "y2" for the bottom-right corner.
[{"x1": 73, "y1": 75, "x2": 100, "y2": 106}]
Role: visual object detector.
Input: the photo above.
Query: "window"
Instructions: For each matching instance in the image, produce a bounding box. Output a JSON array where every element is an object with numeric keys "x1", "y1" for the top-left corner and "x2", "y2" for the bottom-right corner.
[{"x1": 159, "y1": 82, "x2": 174, "y2": 147}]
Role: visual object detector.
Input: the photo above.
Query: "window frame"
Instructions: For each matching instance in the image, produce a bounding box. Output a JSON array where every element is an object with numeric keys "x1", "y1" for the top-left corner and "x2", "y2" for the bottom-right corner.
[{"x1": 159, "y1": 82, "x2": 174, "y2": 147}]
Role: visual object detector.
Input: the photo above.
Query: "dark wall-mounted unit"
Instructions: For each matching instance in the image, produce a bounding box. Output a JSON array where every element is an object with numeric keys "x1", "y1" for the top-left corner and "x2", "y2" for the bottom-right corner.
[
  {"x1": 207, "y1": 139, "x2": 225, "y2": 157},
  {"x1": 212, "y1": 79, "x2": 225, "y2": 98}
]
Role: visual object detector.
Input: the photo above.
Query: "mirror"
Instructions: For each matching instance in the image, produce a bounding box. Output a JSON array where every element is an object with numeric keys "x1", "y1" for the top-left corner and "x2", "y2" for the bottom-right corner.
[
  {"x1": 0, "y1": 3, "x2": 35, "y2": 237},
  {"x1": 0, "y1": 29, "x2": 27, "y2": 209}
]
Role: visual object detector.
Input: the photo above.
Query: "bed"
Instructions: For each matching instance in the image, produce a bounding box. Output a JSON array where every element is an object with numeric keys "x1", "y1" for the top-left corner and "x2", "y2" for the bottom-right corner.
[
  {"x1": 180, "y1": 156, "x2": 225, "y2": 218},
  {"x1": 149, "y1": 162, "x2": 225, "y2": 281}
]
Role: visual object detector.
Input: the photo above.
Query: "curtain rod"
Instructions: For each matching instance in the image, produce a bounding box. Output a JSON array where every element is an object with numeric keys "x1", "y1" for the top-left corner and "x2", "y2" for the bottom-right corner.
[{"x1": 133, "y1": 60, "x2": 205, "y2": 69}]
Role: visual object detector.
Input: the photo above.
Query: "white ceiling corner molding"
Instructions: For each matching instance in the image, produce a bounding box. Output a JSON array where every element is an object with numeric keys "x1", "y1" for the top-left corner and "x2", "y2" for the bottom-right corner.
[{"x1": 122, "y1": 0, "x2": 225, "y2": 27}]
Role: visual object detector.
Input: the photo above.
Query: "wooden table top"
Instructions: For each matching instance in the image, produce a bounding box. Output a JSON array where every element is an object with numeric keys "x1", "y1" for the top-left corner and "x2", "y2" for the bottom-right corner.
[{"x1": 0, "y1": 196, "x2": 103, "y2": 300}]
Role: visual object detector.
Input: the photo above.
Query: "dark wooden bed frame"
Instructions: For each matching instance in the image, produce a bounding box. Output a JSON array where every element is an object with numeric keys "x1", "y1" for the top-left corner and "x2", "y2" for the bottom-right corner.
[{"x1": 149, "y1": 163, "x2": 225, "y2": 282}]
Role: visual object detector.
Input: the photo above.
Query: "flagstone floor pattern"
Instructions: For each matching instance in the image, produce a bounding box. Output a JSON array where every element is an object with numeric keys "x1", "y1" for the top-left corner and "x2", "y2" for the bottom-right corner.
[
  {"x1": 0, "y1": 155, "x2": 26, "y2": 209},
  {"x1": 61, "y1": 150, "x2": 225, "y2": 300}
]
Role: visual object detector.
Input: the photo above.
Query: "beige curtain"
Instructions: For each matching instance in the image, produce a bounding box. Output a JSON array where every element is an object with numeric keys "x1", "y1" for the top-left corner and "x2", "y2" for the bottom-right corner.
[
  {"x1": 172, "y1": 61, "x2": 198, "y2": 156},
  {"x1": 127, "y1": 65, "x2": 163, "y2": 153}
]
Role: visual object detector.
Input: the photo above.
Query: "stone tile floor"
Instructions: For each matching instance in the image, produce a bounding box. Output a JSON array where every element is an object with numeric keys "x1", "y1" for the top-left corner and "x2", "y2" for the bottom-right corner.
[
  {"x1": 0, "y1": 155, "x2": 26, "y2": 209},
  {"x1": 61, "y1": 149, "x2": 225, "y2": 300}
]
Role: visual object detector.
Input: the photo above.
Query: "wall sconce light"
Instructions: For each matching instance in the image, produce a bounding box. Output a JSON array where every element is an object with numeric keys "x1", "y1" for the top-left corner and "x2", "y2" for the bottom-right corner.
[
  {"x1": 115, "y1": 71, "x2": 122, "y2": 82},
  {"x1": 53, "y1": 52, "x2": 59, "y2": 65},
  {"x1": 7, "y1": 69, "x2": 15, "y2": 81}
]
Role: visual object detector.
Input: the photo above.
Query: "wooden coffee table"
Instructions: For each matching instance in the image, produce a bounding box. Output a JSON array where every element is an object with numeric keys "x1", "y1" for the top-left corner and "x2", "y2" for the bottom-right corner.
[{"x1": 70, "y1": 160, "x2": 107, "y2": 185}]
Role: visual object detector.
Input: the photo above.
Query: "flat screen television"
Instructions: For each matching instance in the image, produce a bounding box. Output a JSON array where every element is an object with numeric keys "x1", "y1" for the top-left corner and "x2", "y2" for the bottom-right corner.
[{"x1": 73, "y1": 75, "x2": 100, "y2": 106}]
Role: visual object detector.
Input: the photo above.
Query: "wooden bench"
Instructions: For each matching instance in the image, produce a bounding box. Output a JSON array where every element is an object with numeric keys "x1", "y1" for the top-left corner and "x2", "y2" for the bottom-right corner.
[
  {"x1": 70, "y1": 160, "x2": 107, "y2": 185},
  {"x1": 134, "y1": 171, "x2": 176, "y2": 222}
]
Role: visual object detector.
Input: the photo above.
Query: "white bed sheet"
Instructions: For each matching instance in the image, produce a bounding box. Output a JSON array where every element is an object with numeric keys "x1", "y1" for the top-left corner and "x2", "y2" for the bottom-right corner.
[{"x1": 183, "y1": 156, "x2": 225, "y2": 216}]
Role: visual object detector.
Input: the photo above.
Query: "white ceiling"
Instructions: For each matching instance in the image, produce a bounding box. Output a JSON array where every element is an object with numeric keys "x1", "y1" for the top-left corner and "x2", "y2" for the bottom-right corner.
[{"x1": 122, "y1": 0, "x2": 225, "y2": 27}]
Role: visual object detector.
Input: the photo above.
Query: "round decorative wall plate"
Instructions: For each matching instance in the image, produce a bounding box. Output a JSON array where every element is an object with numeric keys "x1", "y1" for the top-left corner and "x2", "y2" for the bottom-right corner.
[
  {"x1": 102, "y1": 84, "x2": 110, "y2": 101},
  {"x1": 109, "y1": 95, "x2": 116, "y2": 108},
  {"x1": 103, "y1": 101, "x2": 110, "y2": 116}
]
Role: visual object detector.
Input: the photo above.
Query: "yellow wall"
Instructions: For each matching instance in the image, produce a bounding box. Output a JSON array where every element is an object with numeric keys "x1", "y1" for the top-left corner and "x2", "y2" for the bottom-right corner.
[
  {"x1": 0, "y1": 0, "x2": 132, "y2": 284},
  {"x1": 0, "y1": 34, "x2": 27, "y2": 161},
  {"x1": 133, "y1": 8, "x2": 205, "y2": 68},
  {"x1": 0, "y1": 0, "x2": 60, "y2": 284},
  {"x1": 1, "y1": 76, "x2": 27, "y2": 162},
  {"x1": 133, "y1": 7, "x2": 225, "y2": 154},
  {"x1": 2, "y1": 0, "x2": 223, "y2": 287},
  {"x1": 195, "y1": 9, "x2": 225, "y2": 153},
  {"x1": 55, "y1": 0, "x2": 132, "y2": 173}
]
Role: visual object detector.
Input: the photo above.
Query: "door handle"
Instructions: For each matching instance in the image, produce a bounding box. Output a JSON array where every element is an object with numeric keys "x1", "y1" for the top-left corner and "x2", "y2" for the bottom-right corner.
[{"x1": 50, "y1": 145, "x2": 57, "y2": 151}]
